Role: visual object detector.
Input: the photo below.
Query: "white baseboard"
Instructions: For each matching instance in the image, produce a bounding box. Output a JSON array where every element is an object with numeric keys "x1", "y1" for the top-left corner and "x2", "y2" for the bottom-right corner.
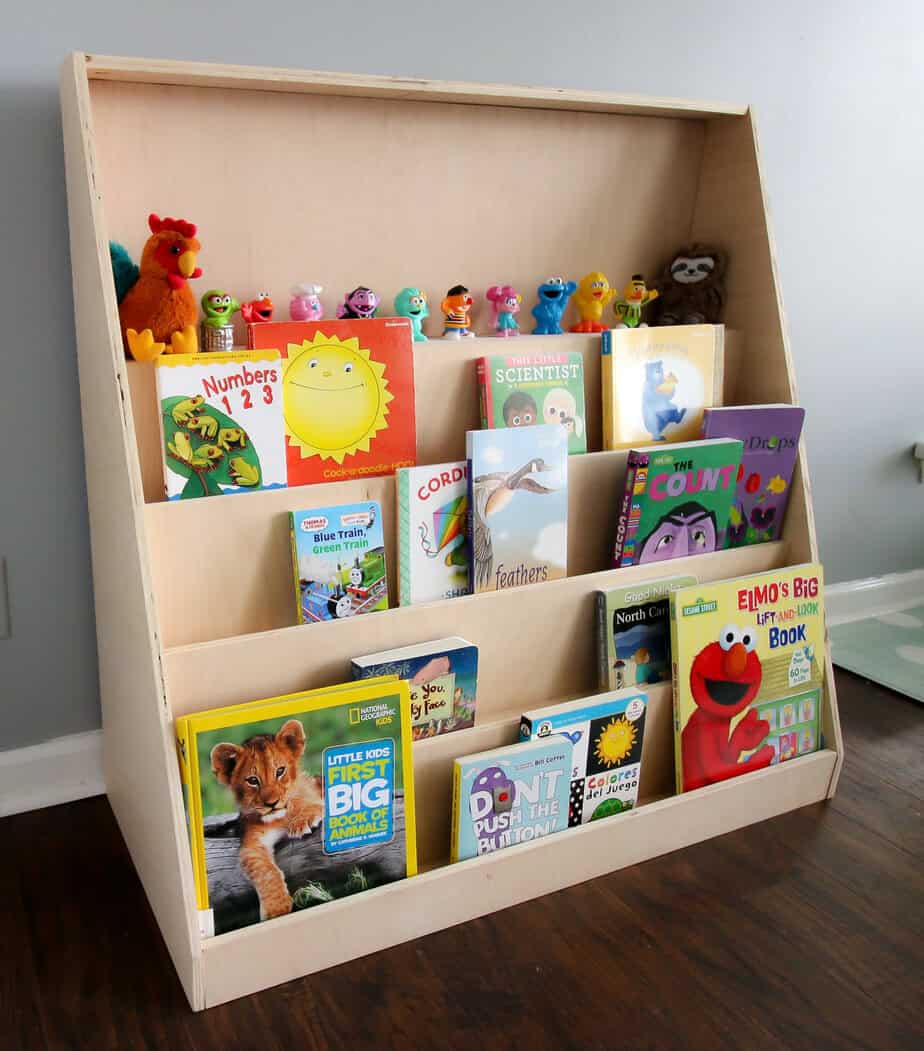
[
  {"x1": 826, "y1": 568, "x2": 924, "y2": 627},
  {"x1": 0, "y1": 729, "x2": 104, "y2": 818}
]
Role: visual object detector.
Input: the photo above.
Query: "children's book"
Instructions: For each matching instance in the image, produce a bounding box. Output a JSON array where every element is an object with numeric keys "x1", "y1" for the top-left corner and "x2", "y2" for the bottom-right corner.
[
  {"x1": 670, "y1": 563, "x2": 825, "y2": 793},
  {"x1": 154, "y1": 350, "x2": 286, "y2": 499},
  {"x1": 596, "y1": 576, "x2": 697, "y2": 691},
  {"x1": 467, "y1": 423, "x2": 569, "y2": 593},
  {"x1": 396, "y1": 462, "x2": 469, "y2": 606},
  {"x1": 519, "y1": 690, "x2": 648, "y2": 824},
  {"x1": 451, "y1": 738, "x2": 572, "y2": 862},
  {"x1": 351, "y1": 637, "x2": 478, "y2": 740},
  {"x1": 290, "y1": 502, "x2": 387, "y2": 624},
  {"x1": 701, "y1": 405, "x2": 806, "y2": 546},
  {"x1": 476, "y1": 351, "x2": 587, "y2": 455},
  {"x1": 601, "y1": 324, "x2": 724, "y2": 449},
  {"x1": 612, "y1": 438, "x2": 743, "y2": 568},
  {"x1": 248, "y1": 319, "x2": 417, "y2": 486}
]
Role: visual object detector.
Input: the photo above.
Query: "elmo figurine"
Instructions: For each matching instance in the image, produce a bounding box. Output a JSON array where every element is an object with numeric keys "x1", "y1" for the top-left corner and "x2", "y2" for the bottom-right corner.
[
  {"x1": 681, "y1": 626, "x2": 774, "y2": 791},
  {"x1": 241, "y1": 292, "x2": 274, "y2": 325}
]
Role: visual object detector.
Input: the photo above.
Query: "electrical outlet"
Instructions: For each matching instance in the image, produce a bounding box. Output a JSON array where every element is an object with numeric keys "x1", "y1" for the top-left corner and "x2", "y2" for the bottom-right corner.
[{"x1": 0, "y1": 558, "x2": 10, "y2": 640}]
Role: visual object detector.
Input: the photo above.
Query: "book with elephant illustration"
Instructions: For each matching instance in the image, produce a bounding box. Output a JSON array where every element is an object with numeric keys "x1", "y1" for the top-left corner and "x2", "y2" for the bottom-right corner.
[
  {"x1": 154, "y1": 350, "x2": 287, "y2": 499},
  {"x1": 669, "y1": 563, "x2": 824, "y2": 795}
]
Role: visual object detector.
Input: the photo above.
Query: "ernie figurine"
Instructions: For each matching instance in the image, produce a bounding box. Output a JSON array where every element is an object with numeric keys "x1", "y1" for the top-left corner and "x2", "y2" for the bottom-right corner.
[{"x1": 441, "y1": 284, "x2": 475, "y2": 338}]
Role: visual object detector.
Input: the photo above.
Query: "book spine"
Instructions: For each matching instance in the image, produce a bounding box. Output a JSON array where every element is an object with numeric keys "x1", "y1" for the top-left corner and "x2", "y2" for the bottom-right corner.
[
  {"x1": 450, "y1": 762, "x2": 462, "y2": 863},
  {"x1": 289, "y1": 513, "x2": 304, "y2": 625},
  {"x1": 669, "y1": 593, "x2": 685, "y2": 796},
  {"x1": 612, "y1": 452, "x2": 641, "y2": 567},
  {"x1": 174, "y1": 718, "x2": 204, "y2": 905},
  {"x1": 600, "y1": 331, "x2": 614, "y2": 450},
  {"x1": 596, "y1": 591, "x2": 611, "y2": 690},
  {"x1": 397, "y1": 470, "x2": 412, "y2": 606},
  {"x1": 466, "y1": 451, "x2": 476, "y2": 594},
  {"x1": 184, "y1": 724, "x2": 211, "y2": 911},
  {"x1": 476, "y1": 357, "x2": 491, "y2": 429}
]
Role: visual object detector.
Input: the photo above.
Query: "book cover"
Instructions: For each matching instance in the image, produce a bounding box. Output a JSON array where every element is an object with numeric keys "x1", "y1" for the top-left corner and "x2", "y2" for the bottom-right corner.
[
  {"x1": 613, "y1": 438, "x2": 743, "y2": 568},
  {"x1": 290, "y1": 503, "x2": 388, "y2": 624},
  {"x1": 154, "y1": 350, "x2": 286, "y2": 499},
  {"x1": 396, "y1": 462, "x2": 469, "y2": 606},
  {"x1": 596, "y1": 576, "x2": 697, "y2": 691},
  {"x1": 351, "y1": 637, "x2": 478, "y2": 740},
  {"x1": 185, "y1": 679, "x2": 416, "y2": 936},
  {"x1": 519, "y1": 690, "x2": 648, "y2": 824},
  {"x1": 477, "y1": 351, "x2": 587, "y2": 454},
  {"x1": 467, "y1": 423, "x2": 569, "y2": 593},
  {"x1": 248, "y1": 319, "x2": 417, "y2": 486},
  {"x1": 451, "y1": 738, "x2": 572, "y2": 862},
  {"x1": 601, "y1": 324, "x2": 724, "y2": 449},
  {"x1": 701, "y1": 405, "x2": 806, "y2": 546},
  {"x1": 670, "y1": 563, "x2": 825, "y2": 793}
]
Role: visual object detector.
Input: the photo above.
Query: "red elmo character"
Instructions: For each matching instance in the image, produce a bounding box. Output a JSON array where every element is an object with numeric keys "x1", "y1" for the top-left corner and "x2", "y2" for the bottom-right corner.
[{"x1": 681, "y1": 625, "x2": 774, "y2": 791}]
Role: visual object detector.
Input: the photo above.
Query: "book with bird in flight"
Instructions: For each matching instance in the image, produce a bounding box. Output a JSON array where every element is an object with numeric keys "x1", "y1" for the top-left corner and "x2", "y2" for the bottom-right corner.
[{"x1": 466, "y1": 423, "x2": 569, "y2": 594}]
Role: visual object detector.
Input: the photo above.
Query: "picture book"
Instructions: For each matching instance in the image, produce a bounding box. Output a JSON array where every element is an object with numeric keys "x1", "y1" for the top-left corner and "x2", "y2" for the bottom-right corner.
[
  {"x1": 248, "y1": 319, "x2": 417, "y2": 486},
  {"x1": 154, "y1": 350, "x2": 286, "y2": 500},
  {"x1": 596, "y1": 576, "x2": 697, "y2": 691},
  {"x1": 351, "y1": 637, "x2": 478, "y2": 740},
  {"x1": 290, "y1": 502, "x2": 387, "y2": 624},
  {"x1": 451, "y1": 738, "x2": 572, "y2": 862},
  {"x1": 612, "y1": 438, "x2": 743, "y2": 568},
  {"x1": 601, "y1": 324, "x2": 724, "y2": 449},
  {"x1": 467, "y1": 423, "x2": 569, "y2": 594},
  {"x1": 476, "y1": 351, "x2": 587, "y2": 454},
  {"x1": 701, "y1": 405, "x2": 806, "y2": 546},
  {"x1": 520, "y1": 690, "x2": 648, "y2": 824},
  {"x1": 396, "y1": 461, "x2": 469, "y2": 606},
  {"x1": 670, "y1": 563, "x2": 825, "y2": 794},
  {"x1": 183, "y1": 679, "x2": 416, "y2": 936}
]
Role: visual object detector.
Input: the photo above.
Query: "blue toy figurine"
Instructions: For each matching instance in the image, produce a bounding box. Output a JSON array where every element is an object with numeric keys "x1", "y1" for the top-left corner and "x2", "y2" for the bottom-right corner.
[
  {"x1": 486, "y1": 284, "x2": 522, "y2": 337},
  {"x1": 393, "y1": 287, "x2": 430, "y2": 341},
  {"x1": 531, "y1": 276, "x2": 577, "y2": 335},
  {"x1": 642, "y1": 359, "x2": 686, "y2": 440}
]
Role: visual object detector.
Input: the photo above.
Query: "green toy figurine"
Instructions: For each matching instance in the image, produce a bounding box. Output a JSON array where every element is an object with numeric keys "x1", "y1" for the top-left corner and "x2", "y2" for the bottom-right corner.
[
  {"x1": 613, "y1": 274, "x2": 659, "y2": 329},
  {"x1": 393, "y1": 287, "x2": 430, "y2": 342},
  {"x1": 200, "y1": 289, "x2": 241, "y2": 351}
]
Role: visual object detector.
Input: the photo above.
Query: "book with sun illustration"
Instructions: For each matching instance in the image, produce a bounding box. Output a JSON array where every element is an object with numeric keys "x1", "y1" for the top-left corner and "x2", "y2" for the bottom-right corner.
[
  {"x1": 519, "y1": 690, "x2": 648, "y2": 824},
  {"x1": 466, "y1": 423, "x2": 568, "y2": 594},
  {"x1": 154, "y1": 351, "x2": 287, "y2": 499},
  {"x1": 669, "y1": 563, "x2": 825, "y2": 795},
  {"x1": 248, "y1": 319, "x2": 417, "y2": 486}
]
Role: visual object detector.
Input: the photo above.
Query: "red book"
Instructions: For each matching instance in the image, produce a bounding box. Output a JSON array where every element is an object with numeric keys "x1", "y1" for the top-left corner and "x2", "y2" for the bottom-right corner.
[{"x1": 248, "y1": 319, "x2": 417, "y2": 486}]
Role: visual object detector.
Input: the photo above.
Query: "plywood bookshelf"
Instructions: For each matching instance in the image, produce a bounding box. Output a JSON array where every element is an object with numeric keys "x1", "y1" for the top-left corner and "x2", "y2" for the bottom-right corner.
[{"x1": 60, "y1": 52, "x2": 841, "y2": 1011}]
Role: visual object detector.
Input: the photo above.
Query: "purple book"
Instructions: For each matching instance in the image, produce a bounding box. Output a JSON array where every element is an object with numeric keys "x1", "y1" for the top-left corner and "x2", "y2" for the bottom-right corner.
[{"x1": 701, "y1": 404, "x2": 805, "y2": 547}]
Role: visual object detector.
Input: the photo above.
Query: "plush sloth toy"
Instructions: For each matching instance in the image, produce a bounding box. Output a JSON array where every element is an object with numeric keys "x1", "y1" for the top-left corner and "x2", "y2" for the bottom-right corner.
[{"x1": 651, "y1": 244, "x2": 728, "y2": 326}]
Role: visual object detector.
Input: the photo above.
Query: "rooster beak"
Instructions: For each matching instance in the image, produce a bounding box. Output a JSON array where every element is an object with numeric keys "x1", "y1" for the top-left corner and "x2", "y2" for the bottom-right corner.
[{"x1": 178, "y1": 251, "x2": 197, "y2": 278}]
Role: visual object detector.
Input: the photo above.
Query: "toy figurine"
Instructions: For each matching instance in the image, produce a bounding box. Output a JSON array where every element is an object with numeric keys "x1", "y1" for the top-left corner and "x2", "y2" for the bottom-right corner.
[
  {"x1": 570, "y1": 272, "x2": 616, "y2": 333},
  {"x1": 336, "y1": 286, "x2": 379, "y2": 319},
  {"x1": 393, "y1": 287, "x2": 430, "y2": 341},
  {"x1": 531, "y1": 276, "x2": 577, "y2": 335},
  {"x1": 440, "y1": 285, "x2": 475, "y2": 338},
  {"x1": 241, "y1": 292, "x2": 274, "y2": 324},
  {"x1": 289, "y1": 282, "x2": 324, "y2": 322},
  {"x1": 613, "y1": 274, "x2": 659, "y2": 328},
  {"x1": 650, "y1": 244, "x2": 728, "y2": 325},
  {"x1": 486, "y1": 285, "x2": 522, "y2": 337},
  {"x1": 200, "y1": 289, "x2": 241, "y2": 352}
]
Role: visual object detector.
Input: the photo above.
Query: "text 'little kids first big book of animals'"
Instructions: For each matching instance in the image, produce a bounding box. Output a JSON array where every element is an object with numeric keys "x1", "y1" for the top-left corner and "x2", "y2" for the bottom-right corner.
[
  {"x1": 154, "y1": 350, "x2": 286, "y2": 499},
  {"x1": 670, "y1": 563, "x2": 824, "y2": 794}
]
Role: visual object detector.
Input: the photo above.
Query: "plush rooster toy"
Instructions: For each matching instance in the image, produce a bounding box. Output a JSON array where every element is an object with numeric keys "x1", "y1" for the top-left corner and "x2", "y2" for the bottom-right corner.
[{"x1": 110, "y1": 214, "x2": 203, "y2": 361}]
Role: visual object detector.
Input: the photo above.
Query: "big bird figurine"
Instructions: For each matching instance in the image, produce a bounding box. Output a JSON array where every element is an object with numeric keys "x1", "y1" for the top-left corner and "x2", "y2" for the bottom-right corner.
[
  {"x1": 569, "y1": 271, "x2": 616, "y2": 333},
  {"x1": 110, "y1": 214, "x2": 203, "y2": 361}
]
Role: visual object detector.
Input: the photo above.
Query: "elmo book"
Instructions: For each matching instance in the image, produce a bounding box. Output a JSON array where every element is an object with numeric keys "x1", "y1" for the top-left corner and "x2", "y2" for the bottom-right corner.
[{"x1": 670, "y1": 563, "x2": 825, "y2": 793}]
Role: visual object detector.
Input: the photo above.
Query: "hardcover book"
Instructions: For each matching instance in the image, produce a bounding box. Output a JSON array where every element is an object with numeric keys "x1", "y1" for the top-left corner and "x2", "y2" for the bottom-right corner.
[
  {"x1": 612, "y1": 438, "x2": 743, "y2": 568},
  {"x1": 154, "y1": 350, "x2": 286, "y2": 499},
  {"x1": 701, "y1": 405, "x2": 806, "y2": 546},
  {"x1": 248, "y1": 319, "x2": 417, "y2": 486},
  {"x1": 601, "y1": 324, "x2": 724, "y2": 449},
  {"x1": 519, "y1": 690, "x2": 648, "y2": 824},
  {"x1": 290, "y1": 502, "x2": 388, "y2": 624},
  {"x1": 669, "y1": 563, "x2": 825, "y2": 793},
  {"x1": 476, "y1": 351, "x2": 587, "y2": 454},
  {"x1": 467, "y1": 423, "x2": 569, "y2": 593},
  {"x1": 396, "y1": 461, "x2": 469, "y2": 606}
]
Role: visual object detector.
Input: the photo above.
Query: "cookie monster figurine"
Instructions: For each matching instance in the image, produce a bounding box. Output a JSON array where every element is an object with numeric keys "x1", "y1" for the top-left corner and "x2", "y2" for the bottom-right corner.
[
  {"x1": 531, "y1": 276, "x2": 577, "y2": 335},
  {"x1": 393, "y1": 287, "x2": 429, "y2": 341}
]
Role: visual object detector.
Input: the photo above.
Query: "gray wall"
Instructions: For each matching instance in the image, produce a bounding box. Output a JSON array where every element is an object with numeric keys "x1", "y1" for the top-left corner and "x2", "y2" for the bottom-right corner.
[{"x1": 1, "y1": 1, "x2": 921, "y2": 751}]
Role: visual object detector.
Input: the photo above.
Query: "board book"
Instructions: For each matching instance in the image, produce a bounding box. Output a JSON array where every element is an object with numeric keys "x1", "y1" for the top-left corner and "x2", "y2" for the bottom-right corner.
[
  {"x1": 396, "y1": 461, "x2": 469, "y2": 606},
  {"x1": 601, "y1": 324, "x2": 724, "y2": 450},
  {"x1": 467, "y1": 423, "x2": 569, "y2": 594},
  {"x1": 351, "y1": 637, "x2": 478, "y2": 740},
  {"x1": 520, "y1": 690, "x2": 648, "y2": 824},
  {"x1": 701, "y1": 405, "x2": 806, "y2": 546},
  {"x1": 248, "y1": 318, "x2": 417, "y2": 486},
  {"x1": 290, "y1": 502, "x2": 388, "y2": 624},
  {"x1": 670, "y1": 563, "x2": 825, "y2": 794},
  {"x1": 476, "y1": 350, "x2": 587, "y2": 454},
  {"x1": 612, "y1": 438, "x2": 743, "y2": 568},
  {"x1": 154, "y1": 350, "x2": 286, "y2": 499}
]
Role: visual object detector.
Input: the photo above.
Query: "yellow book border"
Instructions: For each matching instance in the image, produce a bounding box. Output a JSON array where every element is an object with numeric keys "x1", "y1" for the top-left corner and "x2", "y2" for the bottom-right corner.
[{"x1": 155, "y1": 349, "x2": 281, "y2": 369}]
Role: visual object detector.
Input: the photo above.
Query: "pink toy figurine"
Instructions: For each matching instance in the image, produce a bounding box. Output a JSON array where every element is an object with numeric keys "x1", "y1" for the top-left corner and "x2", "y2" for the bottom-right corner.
[
  {"x1": 289, "y1": 282, "x2": 324, "y2": 322},
  {"x1": 486, "y1": 285, "x2": 522, "y2": 337},
  {"x1": 336, "y1": 286, "x2": 379, "y2": 320}
]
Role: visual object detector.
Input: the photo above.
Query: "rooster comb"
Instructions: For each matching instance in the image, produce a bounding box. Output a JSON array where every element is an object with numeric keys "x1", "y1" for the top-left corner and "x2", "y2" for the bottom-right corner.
[{"x1": 148, "y1": 213, "x2": 197, "y2": 239}]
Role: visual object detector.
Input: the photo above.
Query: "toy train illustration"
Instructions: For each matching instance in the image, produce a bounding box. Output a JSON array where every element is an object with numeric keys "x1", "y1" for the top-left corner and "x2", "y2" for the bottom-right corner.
[{"x1": 299, "y1": 546, "x2": 387, "y2": 622}]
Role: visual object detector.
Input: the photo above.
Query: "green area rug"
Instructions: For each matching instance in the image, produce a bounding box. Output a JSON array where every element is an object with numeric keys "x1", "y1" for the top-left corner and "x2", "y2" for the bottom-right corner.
[{"x1": 830, "y1": 604, "x2": 924, "y2": 703}]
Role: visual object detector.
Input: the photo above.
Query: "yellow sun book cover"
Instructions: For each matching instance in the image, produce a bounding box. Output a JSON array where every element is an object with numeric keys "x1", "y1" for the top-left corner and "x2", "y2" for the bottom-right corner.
[{"x1": 670, "y1": 563, "x2": 825, "y2": 795}]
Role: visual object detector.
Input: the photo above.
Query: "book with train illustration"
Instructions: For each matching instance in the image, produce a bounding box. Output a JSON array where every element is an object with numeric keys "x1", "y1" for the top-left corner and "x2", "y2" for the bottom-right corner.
[
  {"x1": 290, "y1": 502, "x2": 388, "y2": 624},
  {"x1": 669, "y1": 563, "x2": 825, "y2": 794}
]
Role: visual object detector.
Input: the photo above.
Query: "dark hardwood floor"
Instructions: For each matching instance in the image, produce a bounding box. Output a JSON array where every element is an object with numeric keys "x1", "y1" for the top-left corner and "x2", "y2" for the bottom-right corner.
[{"x1": 3, "y1": 669, "x2": 922, "y2": 1050}]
